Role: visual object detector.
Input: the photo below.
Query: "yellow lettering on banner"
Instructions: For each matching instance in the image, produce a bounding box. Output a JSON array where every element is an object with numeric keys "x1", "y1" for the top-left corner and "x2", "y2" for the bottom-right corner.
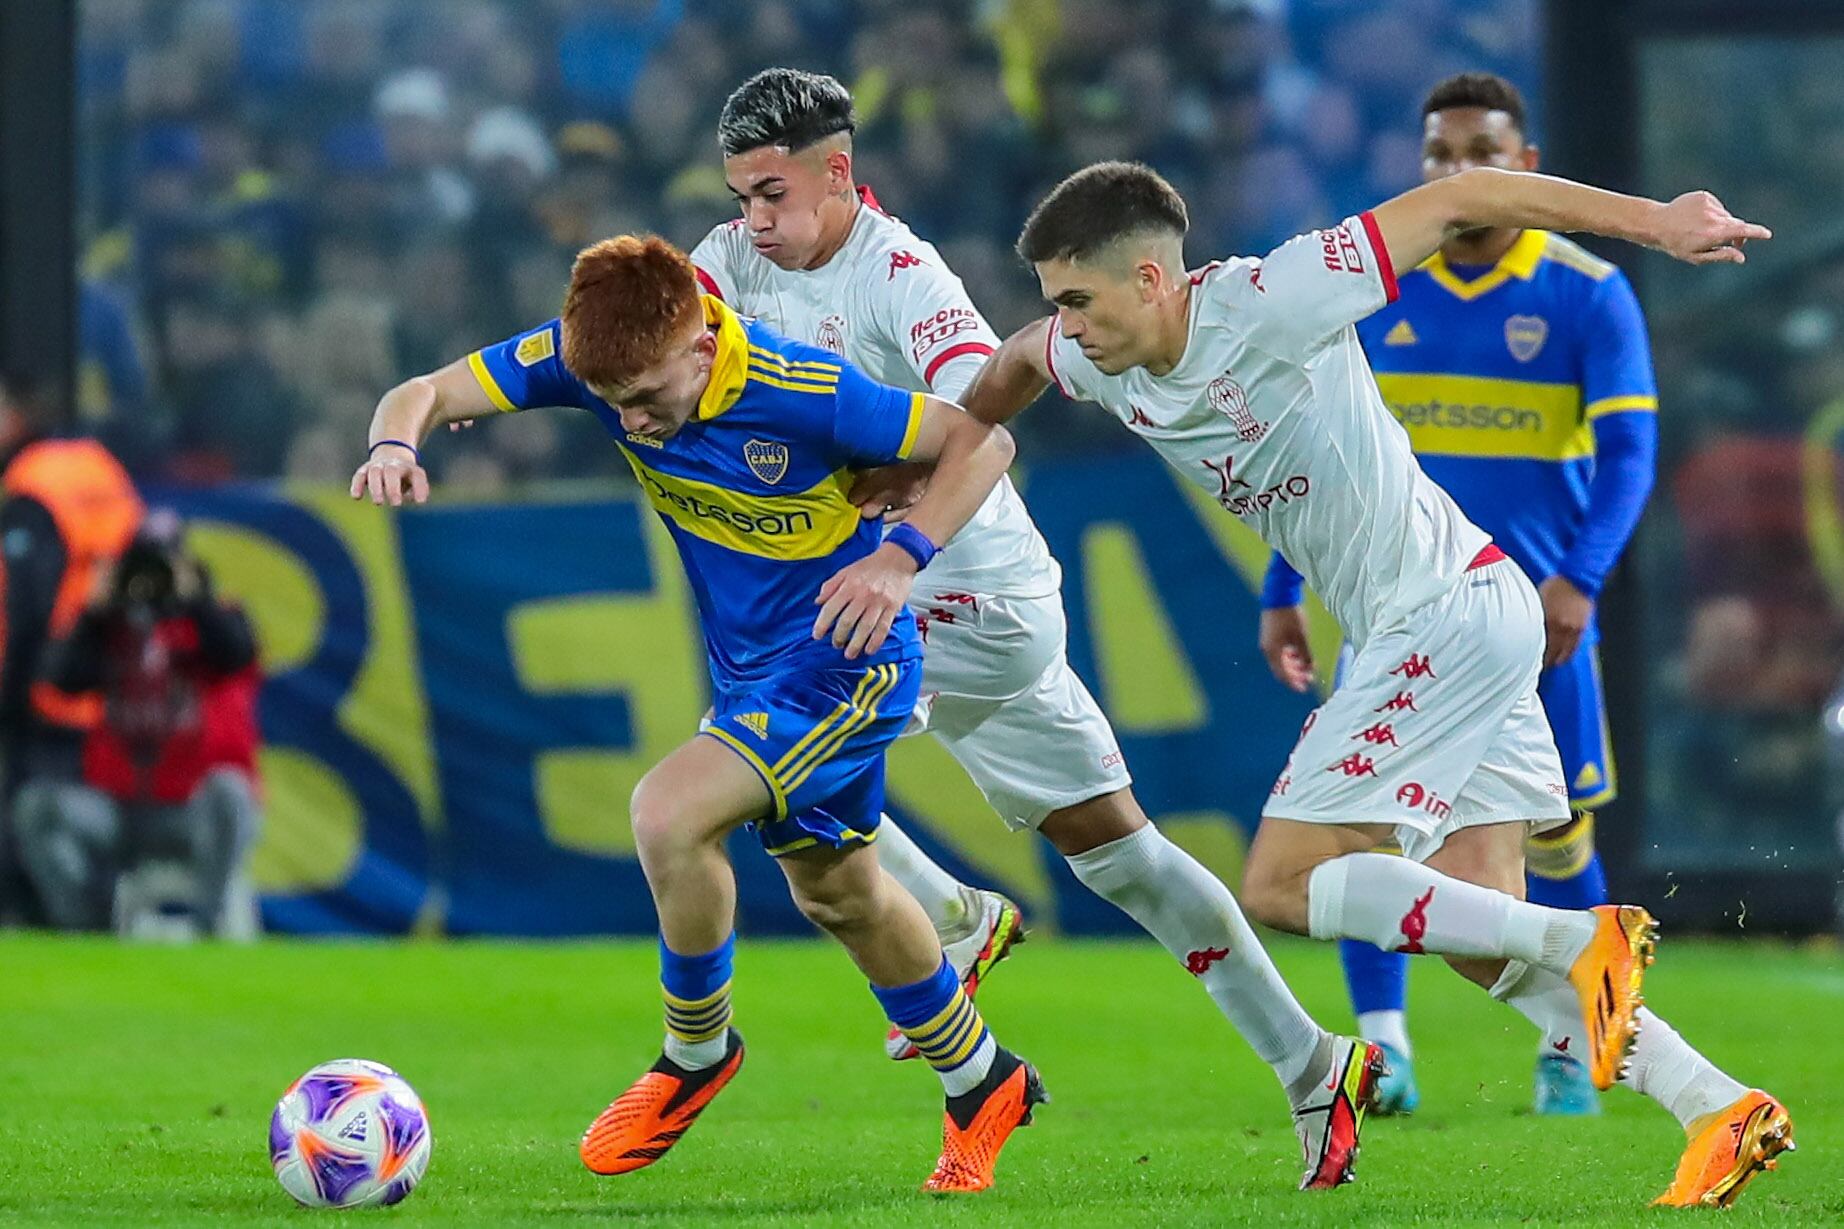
[
  {"x1": 188, "y1": 524, "x2": 322, "y2": 672},
  {"x1": 509, "y1": 513, "x2": 705, "y2": 856},
  {"x1": 1375, "y1": 373, "x2": 1592, "y2": 460},
  {"x1": 306, "y1": 490, "x2": 441, "y2": 823},
  {"x1": 1082, "y1": 523, "x2": 1205, "y2": 731},
  {"x1": 248, "y1": 748, "x2": 362, "y2": 892}
]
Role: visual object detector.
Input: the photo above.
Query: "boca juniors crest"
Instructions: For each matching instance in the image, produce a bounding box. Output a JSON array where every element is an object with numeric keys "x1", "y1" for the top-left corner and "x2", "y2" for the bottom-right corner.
[
  {"x1": 743, "y1": 439, "x2": 790, "y2": 485},
  {"x1": 1504, "y1": 314, "x2": 1549, "y2": 362}
]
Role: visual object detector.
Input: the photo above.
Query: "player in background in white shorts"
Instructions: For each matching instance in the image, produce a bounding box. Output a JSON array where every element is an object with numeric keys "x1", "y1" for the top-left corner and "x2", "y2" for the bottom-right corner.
[
  {"x1": 959, "y1": 159, "x2": 1792, "y2": 1208},
  {"x1": 697, "y1": 70, "x2": 1382, "y2": 1189}
]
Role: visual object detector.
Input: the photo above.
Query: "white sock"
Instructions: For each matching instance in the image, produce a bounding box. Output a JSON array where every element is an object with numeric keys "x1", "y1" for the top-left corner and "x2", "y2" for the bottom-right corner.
[
  {"x1": 875, "y1": 816, "x2": 974, "y2": 937},
  {"x1": 1624, "y1": 1008, "x2": 1748, "y2": 1130},
  {"x1": 663, "y1": 1033, "x2": 729, "y2": 1070},
  {"x1": 1067, "y1": 825, "x2": 1327, "y2": 1090},
  {"x1": 1356, "y1": 1009, "x2": 1411, "y2": 1059},
  {"x1": 1490, "y1": 962, "x2": 1747, "y2": 1130},
  {"x1": 942, "y1": 1033, "x2": 997, "y2": 1097},
  {"x1": 1489, "y1": 959, "x2": 1585, "y2": 1058},
  {"x1": 1307, "y1": 853, "x2": 1596, "y2": 975}
]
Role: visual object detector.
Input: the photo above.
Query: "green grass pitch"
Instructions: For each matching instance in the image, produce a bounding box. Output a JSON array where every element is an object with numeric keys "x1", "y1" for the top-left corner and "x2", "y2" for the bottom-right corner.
[{"x1": 1, "y1": 933, "x2": 1838, "y2": 1226}]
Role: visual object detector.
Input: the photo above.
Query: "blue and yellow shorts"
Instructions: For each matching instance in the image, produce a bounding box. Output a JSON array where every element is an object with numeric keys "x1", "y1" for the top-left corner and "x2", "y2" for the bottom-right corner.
[
  {"x1": 703, "y1": 658, "x2": 922, "y2": 857},
  {"x1": 1538, "y1": 643, "x2": 1615, "y2": 809}
]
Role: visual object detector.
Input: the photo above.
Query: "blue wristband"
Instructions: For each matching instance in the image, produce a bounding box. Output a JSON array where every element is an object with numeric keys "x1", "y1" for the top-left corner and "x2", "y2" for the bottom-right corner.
[
  {"x1": 885, "y1": 523, "x2": 940, "y2": 571},
  {"x1": 370, "y1": 438, "x2": 421, "y2": 463}
]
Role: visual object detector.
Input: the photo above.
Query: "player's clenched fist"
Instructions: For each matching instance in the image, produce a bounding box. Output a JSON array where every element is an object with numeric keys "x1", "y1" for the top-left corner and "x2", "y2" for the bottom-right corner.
[
  {"x1": 813, "y1": 543, "x2": 918, "y2": 659},
  {"x1": 350, "y1": 442, "x2": 430, "y2": 507}
]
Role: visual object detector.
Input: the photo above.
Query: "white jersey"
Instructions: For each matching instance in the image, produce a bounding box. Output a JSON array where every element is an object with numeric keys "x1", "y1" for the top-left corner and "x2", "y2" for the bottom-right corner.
[
  {"x1": 1046, "y1": 213, "x2": 1490, "y2": 644},
  {"x1": 691, "y1": 191, "x2": 1060, "y2": 598}
]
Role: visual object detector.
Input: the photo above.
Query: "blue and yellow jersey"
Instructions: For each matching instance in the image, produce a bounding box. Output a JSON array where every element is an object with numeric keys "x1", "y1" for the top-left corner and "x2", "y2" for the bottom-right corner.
[
  {"x1": 467, "y1": 297, "x2": 928, "y2": 692},
  {"x1": 1356, "y1": 229, "x2": 1657, "y2": 601}
]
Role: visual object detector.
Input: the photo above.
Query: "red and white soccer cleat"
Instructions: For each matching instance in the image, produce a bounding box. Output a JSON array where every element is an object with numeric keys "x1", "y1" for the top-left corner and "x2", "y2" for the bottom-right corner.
[{"x1": 886, "y1": 890, "x2": 1026, "y2": 1061}]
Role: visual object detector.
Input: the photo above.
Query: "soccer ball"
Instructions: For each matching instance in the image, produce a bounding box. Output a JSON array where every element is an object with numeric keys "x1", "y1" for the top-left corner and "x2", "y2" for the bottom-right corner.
[{"x1": 269, "y1": 1059, "x2": 433, "y2": 1208}]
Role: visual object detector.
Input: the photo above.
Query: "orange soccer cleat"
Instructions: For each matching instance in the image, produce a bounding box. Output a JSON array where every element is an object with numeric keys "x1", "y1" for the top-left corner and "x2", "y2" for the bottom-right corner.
[
  {"x1": 922, "y1": 1050, "x2": 1048, "y2": 1193},
  {"x1": 1566, "y1": 905, "x2": 1658, "y2": 1090},
  {"x1": 579, "y1": 1030, "x2": 745, "y2": 1176},
  {"x1": 1653, "y1": 1090, "x2": 1795, "y2": 1209}
]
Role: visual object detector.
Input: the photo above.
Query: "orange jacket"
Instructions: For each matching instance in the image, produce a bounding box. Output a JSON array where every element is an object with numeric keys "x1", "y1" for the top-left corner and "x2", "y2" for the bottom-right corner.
[{"x1": 0, "y1": 439, "x2": 143, "y2": 730}]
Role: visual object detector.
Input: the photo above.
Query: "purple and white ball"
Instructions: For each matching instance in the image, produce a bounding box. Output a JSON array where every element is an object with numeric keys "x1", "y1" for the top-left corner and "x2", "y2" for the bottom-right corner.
[{"x1": 270, "y1": 1059, "x2": 433, "y2": 1209}]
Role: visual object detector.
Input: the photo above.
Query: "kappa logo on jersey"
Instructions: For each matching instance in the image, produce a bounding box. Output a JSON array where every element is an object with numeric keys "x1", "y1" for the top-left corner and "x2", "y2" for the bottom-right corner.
[
  {"x1": 742, "y1": 439, "x2": 790, "y2": 485},
  {"x1": 931, "y1": 592, "x2": 979, "y2": 611},
  {"x1": 1270, "y1": 773, "x2": 1291, "y2": 796},
  {"x1": 1389, "y1": 653, "x2": 1437, "y2": 680},
  {"x1": 909, "y1": 308, "x2": 979, "y2": 361},
  {"x1": 1184, "y1": 947, "x2": 1230, "y2": 975},
  {"x1": 1375, "y1": 690, "x2": 1419, "y2": 714},
  {"x1": 1395, "y1": 886, "x2": 1435, "y2": 954},
  {"x1": 736, "y1": 711, "x2": 770, "y2": 739},
  {"x1": 888, "y1": 250, "x2": 925, "y2": 279},
  {"x1": 816, "y1": 314, "x2": 847, "y2": 355},
  {"x1": 1319, "y1": 223, "x2": 1366, "y2": 275},
  {"x1": 1353, "y1": 722, "x2": 1400, "y2": 747},
  {"x1": 1207, "y1": 374, "x2": 1265, "y2": 442},
  {"x1": 1327, "y1": 753, "x2": 1378, "y2": 777},
  {"x1": 1395, "y1": 781, "x2": 1452, "y2": 820},
  {"x1": 515, "y1": 329, "x2": 555, "y2": 367},
  {"x1": 1505, "y1": 314, "x2": 1549, "y2": 362},
  {"x1": 1127, "y1": 405, "x2": 1156, "y2": 429}
]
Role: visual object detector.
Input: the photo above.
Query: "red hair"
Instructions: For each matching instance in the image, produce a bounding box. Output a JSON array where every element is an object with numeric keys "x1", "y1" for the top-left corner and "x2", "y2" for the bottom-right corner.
[{"x1": 560, "y1": 235, "x2": 703, "y2": 386}]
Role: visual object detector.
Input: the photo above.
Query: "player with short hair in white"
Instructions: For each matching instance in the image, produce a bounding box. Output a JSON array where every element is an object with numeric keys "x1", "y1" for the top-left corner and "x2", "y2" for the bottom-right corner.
[
  {"x1": 698, "y1": 69, "x2": 1382, "y2": 1189},
  {"x1": 960, "y1": 158, "x2": 1792, "y2": 1208}
]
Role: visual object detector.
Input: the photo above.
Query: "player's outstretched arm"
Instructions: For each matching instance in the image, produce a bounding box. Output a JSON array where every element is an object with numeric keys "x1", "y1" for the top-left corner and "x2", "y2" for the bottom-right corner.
[
  {"x1": 845, "y1": 316, "x2": 1052, "y2": 519},
  {"x1": 350, "y1": 360, "x2": 498, "y2": 507},
  {"x1": 1367, "y1": 167, "x2": 1771, "y2": 276},
  {"x1": 815, "y1": 399, "x2": 1015, "y2": 658},
  {"x1": 959, "y1": 317, "x2": 1057, "y2": 426}
]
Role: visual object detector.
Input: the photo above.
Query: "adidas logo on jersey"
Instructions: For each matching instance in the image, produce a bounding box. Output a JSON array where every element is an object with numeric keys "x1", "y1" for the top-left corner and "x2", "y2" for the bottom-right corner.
[
  {"x1": 736, "y1": 712, "x2": 769, "y2": 739},
  {"x1": 1383, "y1": 319, "x2": 1418, "y2": 346}
]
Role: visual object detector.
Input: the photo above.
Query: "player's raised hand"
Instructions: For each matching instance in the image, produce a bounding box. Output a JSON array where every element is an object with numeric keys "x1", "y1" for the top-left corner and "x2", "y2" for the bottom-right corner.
[
  {"x1": 350, "y1": 443, "x2": 430, "y2": 507},
  {"x1": 848, "y1": 462, "x2": 932, "y2": 523},
  {"x1": 814, "y1": 544, "x2": 918, "y2": 659},
  {"x1": 1259, "y1": 605, "x2": 1316, "y2": 693},
  {"x1": 1655, "y1": 191, "x2": 1771, "y2": 265}
]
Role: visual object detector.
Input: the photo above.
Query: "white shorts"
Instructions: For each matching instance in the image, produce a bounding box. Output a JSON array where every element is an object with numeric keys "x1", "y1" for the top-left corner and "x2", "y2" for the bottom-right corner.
[
  {"x1": 1260, "y1": 555, "x2": 1571, "y2": 862},
  {"x1": 905, "y1": 589, "x2": 1130, "y2": 830}
]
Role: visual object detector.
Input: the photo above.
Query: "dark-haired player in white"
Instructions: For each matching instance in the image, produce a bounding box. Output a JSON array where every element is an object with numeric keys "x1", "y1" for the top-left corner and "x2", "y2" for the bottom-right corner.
[
  {"x1": 959, "y1": 157, "x2": 1791, "y2": 1208},
  {"x1": 688, "y1": 69, "x2": 1382, "y2": 1191}
]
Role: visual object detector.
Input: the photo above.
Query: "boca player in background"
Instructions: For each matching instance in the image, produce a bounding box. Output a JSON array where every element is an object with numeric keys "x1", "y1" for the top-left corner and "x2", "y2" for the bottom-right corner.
[{"x1": 1260, "y1": 72, "x2": 1659, "y2": 1117}]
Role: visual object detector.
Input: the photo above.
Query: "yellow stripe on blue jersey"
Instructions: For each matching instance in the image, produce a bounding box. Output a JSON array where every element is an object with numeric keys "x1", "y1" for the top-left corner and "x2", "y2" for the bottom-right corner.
[
  {"x1": 468, "y1": 295, "x2": 927, "y2": 689},
  {"x1": 1358, "y1": 229, "x2": 1657, "y2": 587}
]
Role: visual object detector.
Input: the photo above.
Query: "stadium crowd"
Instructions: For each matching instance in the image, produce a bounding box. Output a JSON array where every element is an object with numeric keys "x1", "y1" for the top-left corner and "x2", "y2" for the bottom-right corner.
[{"x1": 76, "y1": 0, "x2": 1539, "y2": 483}]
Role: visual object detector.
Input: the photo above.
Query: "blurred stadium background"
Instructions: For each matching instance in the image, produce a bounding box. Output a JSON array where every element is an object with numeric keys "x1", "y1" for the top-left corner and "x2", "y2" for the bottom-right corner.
[{"x1": 0, "y1": 0, "x2": 1838, "y2": 941}]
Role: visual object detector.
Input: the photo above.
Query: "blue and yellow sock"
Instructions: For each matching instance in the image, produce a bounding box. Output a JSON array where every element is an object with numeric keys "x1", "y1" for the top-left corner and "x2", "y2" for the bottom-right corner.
[
  {"x1": 872, "y1": 957, "x2": 996, "y2": 1097},
  {"x1": 661, "y1": 933, "x2": 734, "y2": 1070},
  {"x1": 1525, "y1": 813, "x2": 1608, "y2": 911}
]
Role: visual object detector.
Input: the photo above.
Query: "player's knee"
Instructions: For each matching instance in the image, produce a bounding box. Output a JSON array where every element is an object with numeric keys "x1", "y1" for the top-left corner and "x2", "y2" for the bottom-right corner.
[
  {"x1": 628, "y1": 779, "x2": 694, "y2": 858},
  {"x1": 788, "y1": 878, "x2": 876, "y2": 937},
  {"x1": 1238, "y1": 860, "x2": 1307, "y2": 932}
]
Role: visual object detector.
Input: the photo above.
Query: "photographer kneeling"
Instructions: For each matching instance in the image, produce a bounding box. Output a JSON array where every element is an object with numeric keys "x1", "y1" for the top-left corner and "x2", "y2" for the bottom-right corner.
[{"x1": 15, "y1": 511, "x2": 263, "y2": 938}]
